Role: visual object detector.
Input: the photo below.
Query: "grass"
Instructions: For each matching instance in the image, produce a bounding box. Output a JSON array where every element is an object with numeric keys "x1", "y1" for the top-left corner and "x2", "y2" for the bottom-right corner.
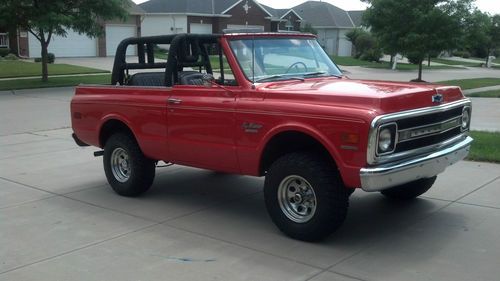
[
  {"x1": 0, "y1": 60, "x2": 108, "y2": 78},
  {"x1": 467, "y1": 131, "x2": 500, "y2": 163},
  {"x1": 0, "y1": 74, "x2": 111, "y2": 91},
  {"x1": 436, "y1": 78, "x2": 500, "y2": 90},
  {"x1": 330, "y1": 56, "x2": 463, "y2": 70},
  {"x1": 431, "y1": 58, "x2": 481, "y2": 67},
  {"x1": 468, "y1": 90, "x2": 500, "y2": 98}
]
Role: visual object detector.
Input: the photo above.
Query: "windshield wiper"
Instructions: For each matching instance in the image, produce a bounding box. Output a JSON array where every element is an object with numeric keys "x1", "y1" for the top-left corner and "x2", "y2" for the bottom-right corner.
[
  {"x1": 255, "y1": 75, "x2": 305, "y2": 83},
  {"x1": 302, "y1": 71, "x2": 343, "y2": 78}
]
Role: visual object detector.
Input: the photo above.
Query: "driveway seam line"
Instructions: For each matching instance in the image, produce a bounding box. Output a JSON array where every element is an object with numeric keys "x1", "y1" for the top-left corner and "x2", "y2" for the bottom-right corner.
[
  {"x1": 0, "y1": 222, "x2": 159, "y2": 276},
  {"x1": 162, "y1": 222, "x2": 325, "y2": 270},
  {"x1": 452, "y1": 176, "x2": 500, "y2": 203}
]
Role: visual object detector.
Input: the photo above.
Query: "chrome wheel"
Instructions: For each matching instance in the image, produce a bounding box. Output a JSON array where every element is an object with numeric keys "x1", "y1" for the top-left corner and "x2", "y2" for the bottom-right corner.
[
  {"x1": 278, "y1": 175, "x2": 317, "y2": 223},
  {"x1": 111, "y1": 148, "x2": 131, "y2": 183}
]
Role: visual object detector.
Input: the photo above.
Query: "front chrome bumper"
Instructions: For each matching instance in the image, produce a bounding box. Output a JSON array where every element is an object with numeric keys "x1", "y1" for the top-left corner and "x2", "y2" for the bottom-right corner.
[{"x1": 360, "y1": 136, "x2": 473, "y2": 192}]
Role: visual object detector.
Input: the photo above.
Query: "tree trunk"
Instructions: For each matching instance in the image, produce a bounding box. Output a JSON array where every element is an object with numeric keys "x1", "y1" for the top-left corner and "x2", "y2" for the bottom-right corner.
[
  {"x1": 418, "y1": 61, "x2": 423, "y2": 81},
  {"x1": 41, "y1": 42, "x2": 49, "y2": 82},
  {"x1": 390, "y1": 55, "x2": 394, "y2": 66},
  {"x1": 428, "y1": 54, "x2": 431, "y2": 67},
  {"x1": 485, "y1": 47, "x2": 491, "y2": 67}
]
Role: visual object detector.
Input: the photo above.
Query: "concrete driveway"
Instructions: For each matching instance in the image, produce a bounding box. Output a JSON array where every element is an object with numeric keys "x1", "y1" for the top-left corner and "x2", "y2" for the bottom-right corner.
[{"x1": 1, "y1": 87, "x2": 500, "y2": 281}]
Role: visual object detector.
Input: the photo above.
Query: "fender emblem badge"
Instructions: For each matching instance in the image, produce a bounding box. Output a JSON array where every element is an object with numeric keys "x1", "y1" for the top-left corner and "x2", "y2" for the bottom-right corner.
[
  {"x1": 432, "y1": 93, "x2": 444, "y2": 104},
  {"x1": 242, "y1": 122, "x2": 263, "y2": 133}
]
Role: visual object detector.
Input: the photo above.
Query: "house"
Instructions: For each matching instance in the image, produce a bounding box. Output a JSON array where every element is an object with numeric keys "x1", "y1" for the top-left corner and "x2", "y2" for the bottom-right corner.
[
  {"x1": 0, "y1": 1, "x2": 145, "y2": 58},
  {"x1": 138, "y1": 0, "x2": 302, "y2": 36},
  {"x1": 292, "y1": 1, "x2": 363, "y2": 56}
]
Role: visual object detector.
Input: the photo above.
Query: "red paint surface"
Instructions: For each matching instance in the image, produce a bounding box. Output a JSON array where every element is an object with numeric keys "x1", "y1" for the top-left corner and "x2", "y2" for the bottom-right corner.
[{"x1": 71, "y1": 34, "x2": 467, "y2": 188}]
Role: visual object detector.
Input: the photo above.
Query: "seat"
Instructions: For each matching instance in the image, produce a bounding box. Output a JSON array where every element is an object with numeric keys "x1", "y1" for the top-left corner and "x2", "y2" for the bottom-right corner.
[
  {"x1": 178, "y1": 71, "x2": 205, "y2": 85},
  {"x1": 127, "y1": 72, "x2": 165, "y2": 86}
]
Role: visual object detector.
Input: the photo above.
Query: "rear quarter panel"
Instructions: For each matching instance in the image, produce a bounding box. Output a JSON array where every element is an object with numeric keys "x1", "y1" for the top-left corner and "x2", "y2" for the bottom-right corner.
[{"x1": 71, "y1": 85, "x2": 170, "y2": 160}]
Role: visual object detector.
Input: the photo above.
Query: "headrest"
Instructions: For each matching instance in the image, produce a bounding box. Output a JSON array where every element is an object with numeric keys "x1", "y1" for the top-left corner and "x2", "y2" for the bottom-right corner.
[{"x1": 179, "y1": 39, "x2": 201, "y2": 63}]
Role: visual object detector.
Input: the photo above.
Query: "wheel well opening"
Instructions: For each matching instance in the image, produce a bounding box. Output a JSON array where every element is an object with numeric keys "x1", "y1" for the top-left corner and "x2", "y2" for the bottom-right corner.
[
  {"x1": 259, "y1": 131, "x2": 336, "y2": 176},
  {"x1": 99, "y1": 120, "x2": 134, "y2": 147}
]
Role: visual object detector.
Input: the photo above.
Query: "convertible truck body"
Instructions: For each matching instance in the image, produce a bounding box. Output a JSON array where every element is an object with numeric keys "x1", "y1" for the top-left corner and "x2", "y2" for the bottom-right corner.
[{"x1": 71, "y1": 32, "x2": 472, "y2": 241}]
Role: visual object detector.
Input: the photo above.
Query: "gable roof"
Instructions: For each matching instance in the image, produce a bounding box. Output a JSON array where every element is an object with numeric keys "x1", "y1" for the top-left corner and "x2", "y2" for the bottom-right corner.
[
  {"x1": 292, "y1": 1, "x2": 355, "y2": 28},
  {"x1": 126, "y1": 0, "x2": 146, "y2": 15},
  {"x1": 348, "y1": 10, "x2": 364, "y2": 27},
  {"x1": 139, "y1": 0, "x2": 239, "y2": 14}
]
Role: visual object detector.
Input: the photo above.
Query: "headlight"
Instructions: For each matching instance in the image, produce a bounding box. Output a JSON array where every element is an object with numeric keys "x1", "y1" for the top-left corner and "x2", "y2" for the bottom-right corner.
[
  {"x1": 377, "y1": 123, "x2": 397, "y2": 155},
  {"x1": 461, "y1": 107, "x2": 471, "y2": 131}
]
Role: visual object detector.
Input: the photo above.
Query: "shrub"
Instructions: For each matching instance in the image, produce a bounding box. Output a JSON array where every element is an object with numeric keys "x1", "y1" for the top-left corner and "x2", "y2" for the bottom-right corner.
[
  {"x1": 34, "y1": 57, "x2": 42, "y2": 63},
  {"x1": 360, "y1": 48, "x2": 383, "y2": 62},
  {"x1": 0, "y1": 48, "x2": 10, "y2": 57},
  {"x1": 48, "y1": 53, "x2": 55, "y2": 63},
  {"x1": 461, "y1": 51, "x2": 471, "y2": 58},
  {"x1": 4, "y1": 53, "x2": 18, "y2": 60},
  {"x1": 406, "y1": 52, "x2": 425, "y2": 65}
]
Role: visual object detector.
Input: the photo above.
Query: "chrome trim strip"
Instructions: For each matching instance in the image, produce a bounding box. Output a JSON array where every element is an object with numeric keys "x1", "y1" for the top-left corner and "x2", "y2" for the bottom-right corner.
[
  {"x1": 360, "y1": 136, "x2": 473, "y2": 191},
  {"x1": 367, "y1": 99, "x2": 471, "y2": 165},
  {"x1": 398, "y1": 116, "x2": 462, "y2": 143}
]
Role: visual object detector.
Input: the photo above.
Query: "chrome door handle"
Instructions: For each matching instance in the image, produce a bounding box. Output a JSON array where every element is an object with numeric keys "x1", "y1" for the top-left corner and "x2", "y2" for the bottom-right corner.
[{"x1": 168, "y1": 98, "x2": 182, "y2": 105}]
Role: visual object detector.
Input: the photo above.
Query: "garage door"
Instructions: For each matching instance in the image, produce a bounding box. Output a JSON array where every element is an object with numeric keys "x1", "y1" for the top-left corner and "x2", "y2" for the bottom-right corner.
[
  {"x1": 28, "y1": 29, "x2": 97, "y2": 58},
  {"x1": 190, "y1": 23, "x2": 212, "y2": 34},
  {"x1": 227, "y1": 24, "x2": 264, "y2": 31},
  {"x1": 106, "y1": 25, "x2": 137, "y2": 56}
]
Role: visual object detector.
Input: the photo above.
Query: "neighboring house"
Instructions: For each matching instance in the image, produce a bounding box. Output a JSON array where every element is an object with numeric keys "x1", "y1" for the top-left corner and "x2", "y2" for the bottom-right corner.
[
  {"x1": 0, "y1": 1, "x2": 144, "y2": 58},
  {"x1": 139, "y1": 0, "x2": 302, "y2": 36},
  {"x1": 292, "y1": 1, "x2": 363, "y2": 56}
]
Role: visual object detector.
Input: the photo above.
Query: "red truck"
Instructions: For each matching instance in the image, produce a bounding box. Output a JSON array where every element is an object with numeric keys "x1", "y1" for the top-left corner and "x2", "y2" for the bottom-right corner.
[{"x1": 71, "y1": 32, "x2": 472, "y2": 241}]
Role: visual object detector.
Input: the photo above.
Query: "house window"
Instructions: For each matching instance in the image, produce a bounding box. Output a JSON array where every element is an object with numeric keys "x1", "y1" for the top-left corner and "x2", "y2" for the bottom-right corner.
[
  {"x1": 0, "y1": 33, "x2": 8, "y2": 48},
  {"x1": 285, "y1": 16, "x2": 293, "y2": 31}
]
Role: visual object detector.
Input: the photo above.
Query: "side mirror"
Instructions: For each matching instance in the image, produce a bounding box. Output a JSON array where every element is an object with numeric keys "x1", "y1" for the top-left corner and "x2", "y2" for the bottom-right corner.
[{"x1": 202, "y1": 74, "x2": 216, "y2": 88}]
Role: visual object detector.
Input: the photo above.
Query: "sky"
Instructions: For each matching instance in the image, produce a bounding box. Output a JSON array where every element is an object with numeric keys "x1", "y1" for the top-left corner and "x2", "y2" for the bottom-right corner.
[{"x1": 132, "y1": 0, "x2": 500, "y2": 14}]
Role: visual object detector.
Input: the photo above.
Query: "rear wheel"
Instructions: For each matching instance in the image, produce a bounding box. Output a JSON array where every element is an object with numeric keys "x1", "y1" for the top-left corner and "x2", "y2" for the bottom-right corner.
[
  {"x1": 381, "y1": 176, "x2": 437, "y2": 200},
  {"x1": 264, "y1": 152, "x2": 349, "y2": 241},
  {"x1": 103, "y1": 133, "x2": 155, "y2": 197}
]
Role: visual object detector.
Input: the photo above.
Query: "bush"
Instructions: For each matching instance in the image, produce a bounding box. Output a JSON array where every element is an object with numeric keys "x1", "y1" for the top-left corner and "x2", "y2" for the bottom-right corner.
[
  {"x1": 48, "y1": 53, "x2": 55, "y2": 63},
  {"x1": 406, "y1": 52, "x2": 425, "y2": 65},
  {"x1": 0, "y1": 48, "x2": 10, "y2": 57},
  {"x1": 4, "y1": 53, "x2": 18, "y2": 60},
  {"x1": 34, "y1": 57, "x2": 42, "y2": 63},
  {"x1": 461, "y1": 51, "x2": 471, "y2": 58},
  {"x1": 360, "y1": 48, "x2": 383, "y2": 62}
]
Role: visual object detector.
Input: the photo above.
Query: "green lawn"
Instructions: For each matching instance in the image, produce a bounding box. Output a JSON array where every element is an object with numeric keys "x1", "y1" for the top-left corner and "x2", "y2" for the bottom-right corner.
[
  {"x1": 467, "y1": 131, "x2": 500, "y2": 163},
  {"x1": 0, "y1": 74, "x2": 111, "y2": 91},
  {"x1": 436, "y1": 78, "x2": 500, "y2": 90},
  {"x1": 330, "y1": 56, "x2": 462, "y2": 70},
  {"x1": 468, "y1": 90, "x2": 500, "y2": 98},
  {"x1": 330, "y1": 56, "x2": 382, "y2": 67},
  {"x1": 0, "y1": 60, "x2": 108, "y2": 78},
  {"x1": 431, "y1": 58, "x2": 481, "y2": 67}
]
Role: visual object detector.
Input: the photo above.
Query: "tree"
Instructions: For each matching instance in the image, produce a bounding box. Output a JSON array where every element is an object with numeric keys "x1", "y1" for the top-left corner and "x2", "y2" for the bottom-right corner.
[
  {"x1": 346, "y1": 28, "x2": 382, "y2": 62},
  {"x1": 0, "y1": 0, "x2": 129, "y2": 82},
  {"x1": 485, "y1": 15, "x2": 500, "y2": 66},
  {"x1": 462, "y1": 10, "x2": 491, "y2": 59},
  {"x1": 362, "y1": 0, "x2": 473, "y2": 81}
]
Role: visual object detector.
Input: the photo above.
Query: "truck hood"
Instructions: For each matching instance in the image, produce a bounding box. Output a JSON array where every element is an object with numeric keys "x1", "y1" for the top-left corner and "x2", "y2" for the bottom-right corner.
[{"x1": 259, "y1": 78, "x2": 465, "y2": 114}]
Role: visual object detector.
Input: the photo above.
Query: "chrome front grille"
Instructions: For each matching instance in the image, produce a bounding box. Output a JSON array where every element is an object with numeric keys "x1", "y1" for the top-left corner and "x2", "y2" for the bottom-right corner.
[{"x1": 367, "y1": 100, "x2": 471, "y2": 165}]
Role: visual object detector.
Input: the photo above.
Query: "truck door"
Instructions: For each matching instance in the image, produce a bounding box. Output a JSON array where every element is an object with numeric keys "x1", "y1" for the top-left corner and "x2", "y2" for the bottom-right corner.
[{"x1": 167, "y1": 84, "x2": 239, "y2": 172}]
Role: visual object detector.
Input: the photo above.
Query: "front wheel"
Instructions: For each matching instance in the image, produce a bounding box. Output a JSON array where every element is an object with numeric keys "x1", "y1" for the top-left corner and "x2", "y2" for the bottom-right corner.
[
  {"x1": 380, "y1": 176, "x2": 437, "y2": 200},
  {"x1": 264, "y1": 152, "x2": 349, "y2": 241},
  {"x1": 103, "y1": 133, "x2": 156, "y2": 197}
]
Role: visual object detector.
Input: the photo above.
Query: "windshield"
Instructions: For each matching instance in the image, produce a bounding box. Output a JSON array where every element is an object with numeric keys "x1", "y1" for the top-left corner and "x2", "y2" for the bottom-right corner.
[{"x1": 229, "y1": 38, "x2": 342, "y2": 82}]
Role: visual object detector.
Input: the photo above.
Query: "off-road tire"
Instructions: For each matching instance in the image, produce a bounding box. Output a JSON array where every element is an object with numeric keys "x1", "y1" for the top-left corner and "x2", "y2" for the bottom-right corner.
[
  {"x1": 264, "y1": 152, "x2": 349, "y2": 241},
  {"x1": 103, "y1": 133, "x2": 155, "y2": 197},
  {"x1": 381, "y1": 176, "x2": 437, "y2": 200}
]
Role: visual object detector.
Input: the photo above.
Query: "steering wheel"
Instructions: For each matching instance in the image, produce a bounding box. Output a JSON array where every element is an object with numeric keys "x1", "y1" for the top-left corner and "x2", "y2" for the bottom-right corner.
[{"x1": 286, "y1": 61, "x2": 308, "y2": 73}]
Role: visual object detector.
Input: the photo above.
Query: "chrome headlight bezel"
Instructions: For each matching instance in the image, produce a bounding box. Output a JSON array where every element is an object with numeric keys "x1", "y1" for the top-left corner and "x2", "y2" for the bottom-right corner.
[
  {"x1": 376, "y1": 122, "x2": 398, "y2": 156},
  {"x1": 461, "y1": 106, "x2": 471, "y2": 132}
]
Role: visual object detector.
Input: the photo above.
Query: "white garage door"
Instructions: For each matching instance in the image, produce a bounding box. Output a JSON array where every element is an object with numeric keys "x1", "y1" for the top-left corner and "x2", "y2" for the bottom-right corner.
[
  {"x1": 227, "y1": 24, "x2": 264, "y2": 31},
  {"x1": 106, "y1": 25, "x2": 137, "y2": 56},
  {"x1": 190, "y1": 23, "x2": 212, "y2": 34},
  {"x1": 29, "y1": 30, "x2": 97, "y2": 58}
]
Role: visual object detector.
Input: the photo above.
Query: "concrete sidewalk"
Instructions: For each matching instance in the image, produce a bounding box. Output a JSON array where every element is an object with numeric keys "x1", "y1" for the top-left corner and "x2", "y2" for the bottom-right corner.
[{"x1": 1, "y1": 86, "x2": 500, "y2": 281}]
